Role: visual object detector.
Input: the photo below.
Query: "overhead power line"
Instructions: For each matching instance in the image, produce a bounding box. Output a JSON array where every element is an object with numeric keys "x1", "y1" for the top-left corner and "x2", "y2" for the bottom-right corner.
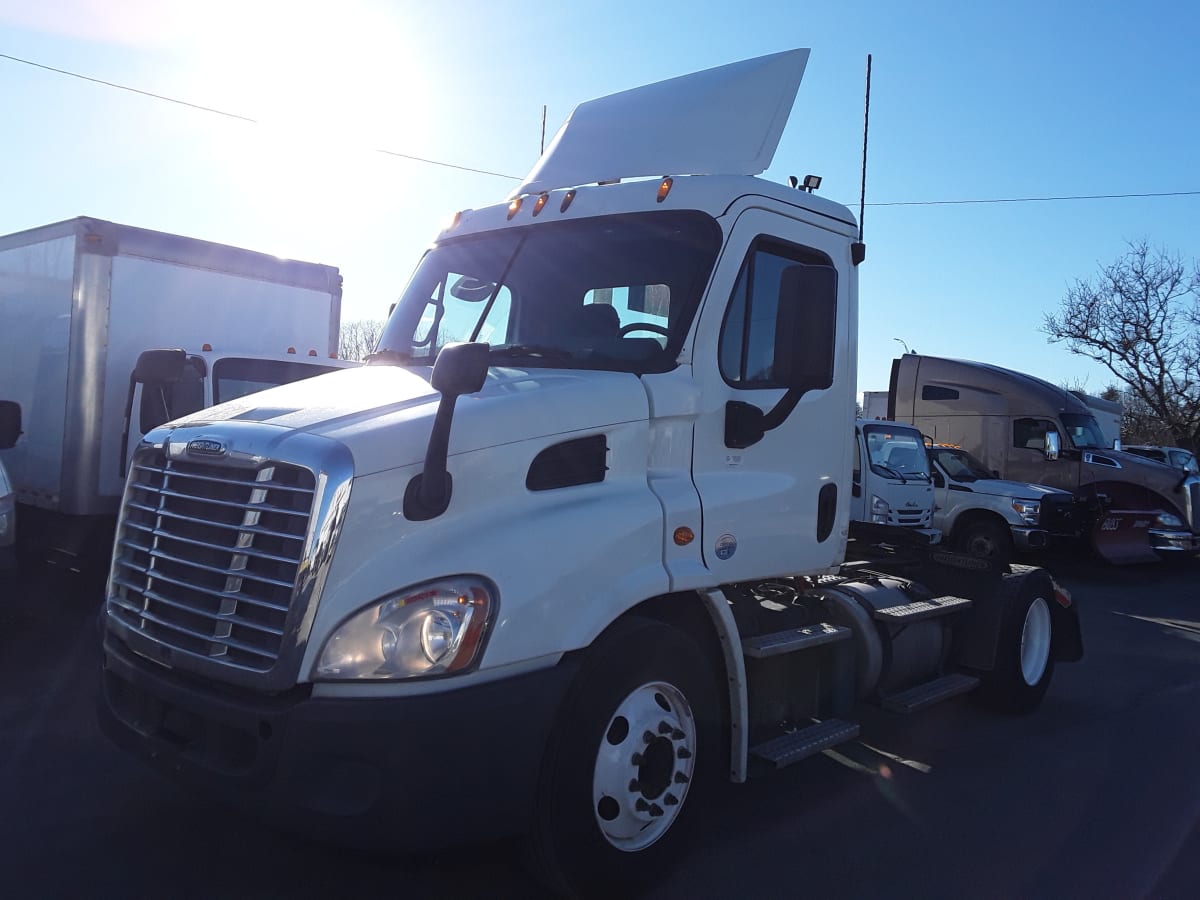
[
  {"x1": 0, "y1": 51, "x2": 521, "y2": 180},
  {"x1": 3, "y1": 52, "x2": 1199, "y2": 204}
]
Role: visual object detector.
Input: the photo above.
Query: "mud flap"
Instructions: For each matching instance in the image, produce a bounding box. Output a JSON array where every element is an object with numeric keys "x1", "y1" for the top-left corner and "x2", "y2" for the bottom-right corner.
[
  {"x1": 1090, "y1": 510, "x2": 1160, "y2": 566},
  {"x1": 1047, "y1": 581, "x2": 1083, "y2": 662}
]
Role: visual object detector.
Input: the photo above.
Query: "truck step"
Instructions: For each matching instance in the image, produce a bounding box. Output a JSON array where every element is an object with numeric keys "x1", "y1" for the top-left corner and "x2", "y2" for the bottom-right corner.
[
  {"x1": 880, "y1": 673, "x2": 980, "y2": 714},
  {"x1": 872, "y1": 595, "x2": 972, "y2": 623},
  {"x1": 741, "y1": 623, "x2": 852, "y2": 658},
  {"x1": 749, "y1": 719, "x2": 860, "y2": 770}
]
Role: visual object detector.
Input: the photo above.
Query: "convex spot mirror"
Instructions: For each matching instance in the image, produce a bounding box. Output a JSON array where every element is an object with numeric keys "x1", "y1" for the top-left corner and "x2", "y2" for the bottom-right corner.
[{"x1": 449, "y1": 276, "x2": 498, "y2": 303}]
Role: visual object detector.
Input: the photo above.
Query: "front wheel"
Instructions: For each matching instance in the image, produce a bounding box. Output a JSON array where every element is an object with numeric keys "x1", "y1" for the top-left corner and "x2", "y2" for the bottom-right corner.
[
  {"x1": 974, "y1": 568, "x2": 1056, "y2": 713},
  {"x1": 525, "y1": 617, "x2": 720, "y2": 898},
  {"x1": 956, "y1": 518, "x2": 1012, "y2": 567}
]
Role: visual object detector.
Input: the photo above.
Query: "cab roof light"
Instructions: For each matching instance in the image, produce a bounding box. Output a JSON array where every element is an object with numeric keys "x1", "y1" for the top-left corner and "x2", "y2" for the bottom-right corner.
[
  {"x1": 656, "y1": 176, "x2": 674, "y2": 203},
  {"x1": 560, "y1": 189, "x2": 576, "y2": 213},
  {"x1": 507, "y1": 197, "x2": 523, "y2": 220},
  {"x1": 443, "y1": 210, "x2": 464, "y2": 232},
  {"x1": 287, "y1": 346, "x2": 297, "y2": 354},
  {"x1": 532, "y1": 193, "x2": 549, "y2": 217},
  {"x1": 201, "y1": 342, "x2": 213, "y2": 351},
  {"x1": 308, "y1": 349, "x2": 318, "y2": 356}
]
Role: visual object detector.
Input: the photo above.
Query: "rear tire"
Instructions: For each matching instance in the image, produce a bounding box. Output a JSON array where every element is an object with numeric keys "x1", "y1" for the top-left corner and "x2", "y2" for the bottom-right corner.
[
  {"x1": 525, "y1": 617, "x2": 720, "y2": 899},
  {"x1": 974, "y1": 568, "x2": 1056, "y2": 713}
]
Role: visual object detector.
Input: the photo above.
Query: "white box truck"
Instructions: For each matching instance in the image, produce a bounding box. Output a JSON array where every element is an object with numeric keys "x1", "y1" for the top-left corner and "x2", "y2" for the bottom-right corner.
[
  {"x1": 99, "y1": 53, "x2": 1082, "y2": 897},
  {"x1": 0, "y1": 216, "x2": 353, "y2": 574}
]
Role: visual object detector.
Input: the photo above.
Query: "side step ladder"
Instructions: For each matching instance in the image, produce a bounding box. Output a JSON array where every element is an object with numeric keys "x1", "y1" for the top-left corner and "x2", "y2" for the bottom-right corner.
[
  {"x1": 879, "y1": 673, "x2": 979, "y2": 714},
  {"x1": 749, "y1": 719, "x2": 861, "y2": 771}
]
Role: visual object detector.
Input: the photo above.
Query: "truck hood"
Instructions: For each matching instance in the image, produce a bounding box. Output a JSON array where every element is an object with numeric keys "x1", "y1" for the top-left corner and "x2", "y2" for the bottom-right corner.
[
  {"x1": 168, "y1": 364, "x2": 648, "y2": 476},
  {"x1": 952, "y1": 478, "x2": 1072, "y2": 500}
]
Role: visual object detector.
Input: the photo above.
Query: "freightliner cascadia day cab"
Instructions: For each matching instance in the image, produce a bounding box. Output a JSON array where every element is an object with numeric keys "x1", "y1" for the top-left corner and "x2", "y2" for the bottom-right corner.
[
  {"x1": 0, "y1": 216, "x2": 355, "y2": 574},
  {"x1": 99, "y1": 52, "x2": 1082, "y2": 897},
  {"x1": 888, "y1": 352, "x2": 1200, "y2": 564}
]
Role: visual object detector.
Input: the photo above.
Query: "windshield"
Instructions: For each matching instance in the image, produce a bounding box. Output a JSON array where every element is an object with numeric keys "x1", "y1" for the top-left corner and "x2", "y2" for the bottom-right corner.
[
  {"x1": 930, "y1": 446, "x2": 993, "y2": 482},
  {"x1": 212, "y1": 358, "x2": 346, "y2": 405},
  {"x1": 373, "y1": 211, "x2": 722, "y2": 374},
  {"x1": 861, "y1": 424, "x2": 931, "y2": 481},
  {"x1": 1060, "y1": 412, "x2": 1107, "y2": 450}
]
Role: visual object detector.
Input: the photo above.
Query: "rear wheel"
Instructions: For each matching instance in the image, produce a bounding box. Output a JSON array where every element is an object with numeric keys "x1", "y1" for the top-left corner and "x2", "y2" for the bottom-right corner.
[
  {"x1": 525, "y1": 617, "x2": 720, "y2": 898},
  {"x1": 975, "y1": 568, "x2": 1056, "y2": 713}
]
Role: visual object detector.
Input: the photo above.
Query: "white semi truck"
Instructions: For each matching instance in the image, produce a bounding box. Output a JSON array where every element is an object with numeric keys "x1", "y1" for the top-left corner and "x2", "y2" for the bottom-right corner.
[
  {"x1": 0, "y1": 216, "x2": 354, "y2": 574},
  {"x1": 98, "y1": 52, "x2": 1082, "y2": 897}
]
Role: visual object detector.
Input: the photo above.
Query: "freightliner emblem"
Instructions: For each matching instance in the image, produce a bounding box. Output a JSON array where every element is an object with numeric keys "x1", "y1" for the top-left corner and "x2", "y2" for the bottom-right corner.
[{"x1": 187, "y1": 438, "x2": 227, "y2": 457}]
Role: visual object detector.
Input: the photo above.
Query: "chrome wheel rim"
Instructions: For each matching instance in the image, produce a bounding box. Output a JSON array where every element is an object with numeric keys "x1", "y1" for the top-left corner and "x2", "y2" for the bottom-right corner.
[
  {"x1": 1020, "y1": 597, "x2": 1052, "y2": 686},
  {"x1": 592, "y1": 681, "x2": 697, "y2": 851}
]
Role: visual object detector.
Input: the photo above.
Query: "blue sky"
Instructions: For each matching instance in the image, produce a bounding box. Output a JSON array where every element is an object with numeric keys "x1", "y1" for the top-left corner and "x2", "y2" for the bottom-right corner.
[{"x1": 2, "y1": 0, "x2": 1197, "y2": 399}]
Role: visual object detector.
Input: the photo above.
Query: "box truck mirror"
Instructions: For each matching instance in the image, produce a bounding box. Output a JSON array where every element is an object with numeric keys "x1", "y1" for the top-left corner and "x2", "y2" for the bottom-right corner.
[
  {"x1": 133, "y1": 348, "x2": 187, "y2": 384},
  {"x1": 1045, "y1": 430, "x2": 1061, "y2": 461},
  {"x1": 0, "y1": 400, "x2": 22, "y2": 449}
]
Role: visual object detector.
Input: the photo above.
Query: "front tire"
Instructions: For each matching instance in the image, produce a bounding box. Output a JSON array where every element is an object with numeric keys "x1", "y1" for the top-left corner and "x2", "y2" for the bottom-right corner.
[
  {"x1": 956, "y1": 518, "x2": 1012, "y2": 567},
  {"x1": 975, "y1": 568, "x2": 1056, "y2": 713},
  {"x1": 525, "y1": 617, "x2": 720, "y2": 898}
]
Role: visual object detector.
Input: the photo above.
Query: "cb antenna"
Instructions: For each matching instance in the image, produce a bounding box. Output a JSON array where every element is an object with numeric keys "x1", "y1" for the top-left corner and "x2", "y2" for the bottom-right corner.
[{"x1": 852, "y1": 53, "x2": 872, "y2": 266}]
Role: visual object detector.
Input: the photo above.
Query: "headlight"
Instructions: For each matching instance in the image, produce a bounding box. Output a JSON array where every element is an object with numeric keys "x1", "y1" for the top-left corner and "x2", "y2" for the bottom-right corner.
[
  {"x1": 315, "y1": 576, "x2": 495, "y2": 681},
  {"x1": 1011, "y1": 499, "x2": 1041, "y2": 526},
  {"x1": 870, "y1": 494, "x2": 891, "y2": 524},
  {"x1": 1154, "y1": 512, "x2": 1185, "y2": 529}
]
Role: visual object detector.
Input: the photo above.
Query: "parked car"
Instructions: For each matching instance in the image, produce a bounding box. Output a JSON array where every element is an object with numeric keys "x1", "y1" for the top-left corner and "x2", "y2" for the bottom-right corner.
[{"x1": 1122, "y1": 445, "x2": 1199, "y2": 473}]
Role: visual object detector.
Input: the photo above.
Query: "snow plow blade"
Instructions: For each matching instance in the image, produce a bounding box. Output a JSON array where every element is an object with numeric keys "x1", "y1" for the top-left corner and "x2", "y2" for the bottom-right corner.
[{"x1": 1091, "y1": 510, "x2": 1164, "y2": 565}]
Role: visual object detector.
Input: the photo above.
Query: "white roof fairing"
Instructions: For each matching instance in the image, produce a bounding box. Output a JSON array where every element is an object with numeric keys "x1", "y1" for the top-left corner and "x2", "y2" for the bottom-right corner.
[{"x1": 512, "y1": 49, "x2": 810, "y2": 198}]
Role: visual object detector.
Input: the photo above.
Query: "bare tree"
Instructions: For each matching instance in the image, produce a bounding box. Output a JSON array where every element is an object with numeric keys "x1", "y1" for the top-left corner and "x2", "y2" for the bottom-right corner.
[
  {"x1": 1043, "y1": 241, "x2": 1200, "y2": 451},
  {"x1": 338, "y1": 318, "x2": 388, "y2": 362}
]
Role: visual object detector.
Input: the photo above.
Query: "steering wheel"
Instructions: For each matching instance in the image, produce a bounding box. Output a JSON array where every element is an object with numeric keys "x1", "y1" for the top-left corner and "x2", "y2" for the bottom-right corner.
[{"x1": 618, "y1": 322, "x2": 670, "y2": 337}]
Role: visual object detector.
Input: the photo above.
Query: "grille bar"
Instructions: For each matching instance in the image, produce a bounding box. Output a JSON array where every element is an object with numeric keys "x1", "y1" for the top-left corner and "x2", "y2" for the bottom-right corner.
[{"x1": 109, "y1": 450, "x2": 315, "y2": 673}]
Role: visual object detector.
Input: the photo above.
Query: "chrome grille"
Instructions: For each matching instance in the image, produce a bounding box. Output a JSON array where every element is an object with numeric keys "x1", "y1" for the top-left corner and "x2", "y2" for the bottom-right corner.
[
  {"x1": 109, "y1": 450, "x2": 315, "y2": 672},
  {"x1": 892, "y1": 508, "x2": 931, "y2": 528}
]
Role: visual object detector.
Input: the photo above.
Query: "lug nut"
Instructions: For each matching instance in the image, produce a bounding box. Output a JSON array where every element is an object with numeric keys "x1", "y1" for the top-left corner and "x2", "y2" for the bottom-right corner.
[
  {"x1": 631, "y1": 752, "x2": 644, "y2": 766},
  {"x1": 671, "y1": 729, "x2": 685, "y2": 740},
  {"x1": 635, "y1": 798, "x2": 650, "y2": 812},
  {"x1": 643, "y1": 730, "x2": 656, "y2": 744},
  {"x1": 628, "y1": 779, "x2": 641, "y2": 792}
]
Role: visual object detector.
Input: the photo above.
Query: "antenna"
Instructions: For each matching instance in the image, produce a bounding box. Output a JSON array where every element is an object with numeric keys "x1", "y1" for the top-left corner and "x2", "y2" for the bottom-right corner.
[
  {"x1": 852, "y1": 54, "x2": 872, "y2": 266},
  {"x1": 540, "y1": 104, "x2": 547, "y2": 155}
]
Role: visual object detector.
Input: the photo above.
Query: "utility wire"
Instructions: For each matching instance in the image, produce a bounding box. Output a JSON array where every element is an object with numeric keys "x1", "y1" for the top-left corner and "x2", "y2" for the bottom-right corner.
[
  {"x1": 4, "y1": 51, "x2": 1199, "y2": 203},
  {"x1": 0, "y1": 51, "x2": 521, "y2": 180}
]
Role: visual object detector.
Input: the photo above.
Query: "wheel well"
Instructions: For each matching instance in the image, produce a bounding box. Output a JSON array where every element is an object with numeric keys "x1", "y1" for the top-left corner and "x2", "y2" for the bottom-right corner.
[{"x1": 952, "y1": 509, "x2": 1010, "y2": 542}]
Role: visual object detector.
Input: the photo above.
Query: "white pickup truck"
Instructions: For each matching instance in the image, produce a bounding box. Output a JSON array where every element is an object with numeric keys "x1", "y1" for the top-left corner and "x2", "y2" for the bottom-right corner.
[{"x1": 929, "y1": 444, "x2": 1077, "y2": 565}]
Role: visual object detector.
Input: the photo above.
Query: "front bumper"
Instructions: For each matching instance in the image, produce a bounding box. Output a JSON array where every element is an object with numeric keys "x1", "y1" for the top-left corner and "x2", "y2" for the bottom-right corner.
[
  {"x1": 1010, "y1": 526, "x2": 1049, "y2": 551},
  {"x1": 1149, "y1": 528, "x2": 1199, "y2": 553},
  {"x1": 99, "y1": 633, "x2": 578, "y2": 849}
]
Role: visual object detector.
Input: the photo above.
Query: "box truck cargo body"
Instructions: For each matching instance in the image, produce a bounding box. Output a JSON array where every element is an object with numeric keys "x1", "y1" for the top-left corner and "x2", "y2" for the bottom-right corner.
[{"x1": 0, "y1": 216, "x2": 350, "y2": 565}]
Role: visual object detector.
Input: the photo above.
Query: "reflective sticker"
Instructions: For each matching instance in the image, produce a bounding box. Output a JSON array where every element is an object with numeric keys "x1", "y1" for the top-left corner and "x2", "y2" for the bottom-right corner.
[{"x1": 715, "y1": 533, "x2": 737, "y2": 560}]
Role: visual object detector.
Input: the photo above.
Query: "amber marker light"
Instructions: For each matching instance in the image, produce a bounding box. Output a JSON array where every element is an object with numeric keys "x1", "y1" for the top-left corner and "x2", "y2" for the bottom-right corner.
[
  {"x1": 287, "y1": 347, "x2": 296, "y2": 354},
  {"x1": 656, "y1": 176, "x2": 674, "y2": 203},
  {"x1": 201, "y1": 343, "x2": 213, "y2": 351},
  {"x1": 532, "y1": 193, "x2": 549, "y2": 216},
  {"x1": 560, "y1": 189, "x2": 577, "y2": 213},
  {"x1": 507, "y1": 197, "x2": 523, "y2": 220},
  {"x1": 673, "y1": 526, "x2": 695, "y2": 546}
]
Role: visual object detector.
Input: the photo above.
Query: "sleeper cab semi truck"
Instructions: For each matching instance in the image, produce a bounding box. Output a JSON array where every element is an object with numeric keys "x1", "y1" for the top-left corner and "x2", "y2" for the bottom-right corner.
[
  {"x1": 887, "y1": 352, "x2": 1200, "y2": 564},
  {"x1": 98, "y1": 51, "x2": 1082, "y2": 896},
  {"x1": 0, "y1": 216, "x2": 355, "y2": 573}
]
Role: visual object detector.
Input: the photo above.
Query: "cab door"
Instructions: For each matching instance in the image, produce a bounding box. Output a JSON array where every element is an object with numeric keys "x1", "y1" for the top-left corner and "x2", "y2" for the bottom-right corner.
[{"x1": 690, "y1": 209, "x2": 853, "y2": 581}]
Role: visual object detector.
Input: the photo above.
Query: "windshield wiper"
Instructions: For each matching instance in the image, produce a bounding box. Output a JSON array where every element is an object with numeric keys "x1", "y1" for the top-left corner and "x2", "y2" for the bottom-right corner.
[
  {"x1": 364, "y1": 348, "x2": 412, "y2": 365},
  {"x1": 490, "y1": 344, "x2": 575, "y2": 360}
]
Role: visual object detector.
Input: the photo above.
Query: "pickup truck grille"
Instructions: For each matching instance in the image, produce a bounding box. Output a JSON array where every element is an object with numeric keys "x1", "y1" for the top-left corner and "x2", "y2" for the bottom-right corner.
[{"x1": 108, "y1": 450, "x2": 315, "y2": 672}]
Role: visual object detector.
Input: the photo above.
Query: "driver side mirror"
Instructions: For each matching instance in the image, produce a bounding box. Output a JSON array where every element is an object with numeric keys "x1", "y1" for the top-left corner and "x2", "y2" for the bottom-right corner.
[
  {"x1": 772, "y1": 264, "x2": 836, "y2": 392},
  {"x1": 1044, "y1": 430, "x2": 1061, "y2": 461},
  {"x1": 0, "y1": 400, "x2": 21, "y2": 449},
  {"x1": 133, "y1": 348, "x2": 187, "y2": 384}
]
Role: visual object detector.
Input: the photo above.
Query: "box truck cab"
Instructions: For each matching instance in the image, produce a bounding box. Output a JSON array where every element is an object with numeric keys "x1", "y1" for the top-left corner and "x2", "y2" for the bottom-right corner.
[
  {"x1": 851, "y1": 419, "x2": 936, "y2": 534},
  {"x1": 889, "y1": 353, "x2": 1200, "y2": 560},
  {"x1": 99, "y1": 52, "x2": 1082, "y2": 897}
]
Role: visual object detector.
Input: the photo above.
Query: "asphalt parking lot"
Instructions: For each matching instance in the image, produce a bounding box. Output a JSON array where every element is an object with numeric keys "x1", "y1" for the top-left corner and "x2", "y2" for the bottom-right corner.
[{"x1": 2, "y1": 549, "x2": 1198, "y2": 899}]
